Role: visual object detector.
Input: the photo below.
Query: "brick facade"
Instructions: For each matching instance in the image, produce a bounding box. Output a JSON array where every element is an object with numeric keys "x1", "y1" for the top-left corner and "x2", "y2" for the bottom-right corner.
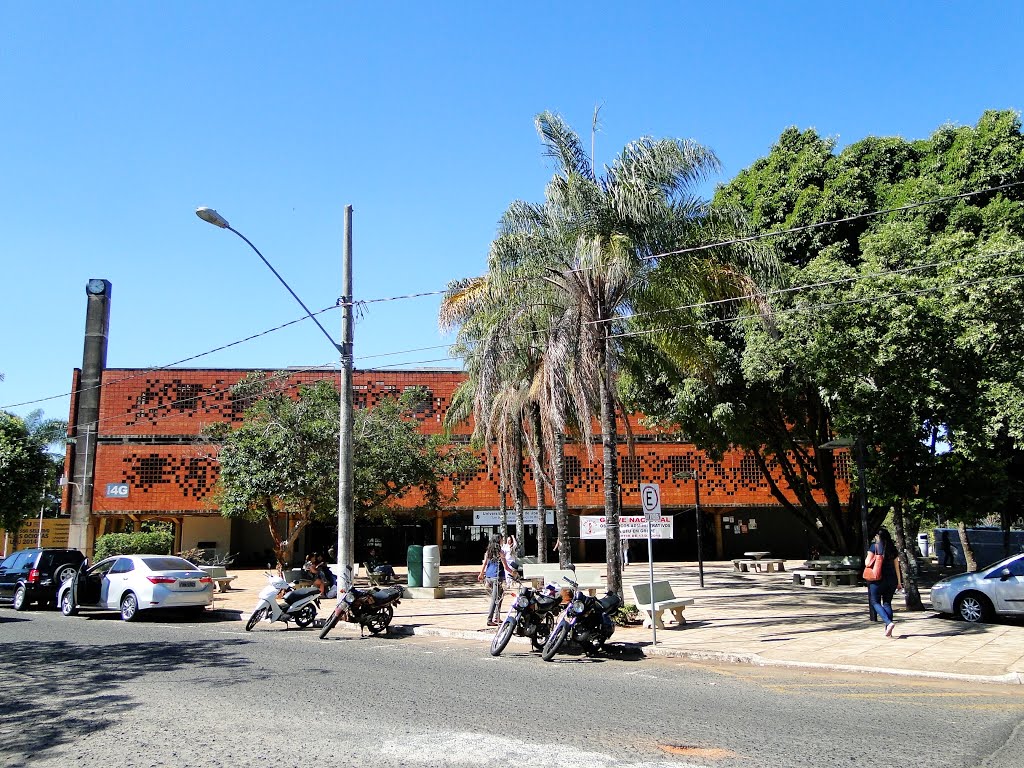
[{"x1": 67, "y1": 367, "x2": 849, "y2": 560}]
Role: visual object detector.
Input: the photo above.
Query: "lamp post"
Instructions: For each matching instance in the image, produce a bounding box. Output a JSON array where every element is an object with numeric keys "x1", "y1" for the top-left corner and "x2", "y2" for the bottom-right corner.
[
  {"x1": 673, "y1": 468, "x2": 704, "y2": 588},
  {"x1": 195, "y1": 206, "x2": 355, "y2": 591}
]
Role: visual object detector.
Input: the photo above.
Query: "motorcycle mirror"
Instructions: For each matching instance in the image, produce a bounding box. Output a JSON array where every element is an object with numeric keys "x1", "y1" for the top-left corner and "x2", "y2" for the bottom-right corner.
[{"x1": 565, "y1": 563, "x2": 576, "y2": 571}]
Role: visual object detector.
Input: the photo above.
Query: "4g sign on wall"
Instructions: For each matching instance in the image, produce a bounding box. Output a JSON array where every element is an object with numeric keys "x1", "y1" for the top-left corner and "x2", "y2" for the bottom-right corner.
[{"x1": 105, "y1": 483, "x2": 130, "y2": 498}]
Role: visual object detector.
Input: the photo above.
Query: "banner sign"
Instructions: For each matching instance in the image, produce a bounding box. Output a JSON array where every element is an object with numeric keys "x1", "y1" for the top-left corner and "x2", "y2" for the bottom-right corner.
[
  {"x1": 579, "y1": 515, "x2": 674, "y2": 540},
  {"x1": 1, "y1": 519, "x2": 71, "y2": 553},
  {"x1": 472, "y1": 510, "x2": 555, "y2": 526}
]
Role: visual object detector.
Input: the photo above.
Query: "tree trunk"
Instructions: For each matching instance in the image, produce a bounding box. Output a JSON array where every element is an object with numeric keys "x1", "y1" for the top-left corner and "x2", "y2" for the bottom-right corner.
[
  {"x1": 530, "y1": 405, "x2": 548, "y2": 563},
  {"x1": 553, "y1": 432, "x2": 571, "y2": 568},
  {"x1": 512, "y1": 433, "x2": 526, "y2": 558},
  {"x1": 600, "y1": 339, "x2": 622, "y2": 598},
  {"x1": 892, "y1": 503, "x2": 924, "y2": 611},
  {"x1": 498, "y1": 472, "x2": 508, "y2": 541},
  {"x1": 957, "y1": 522, "x2": 978, "y2": 572}
]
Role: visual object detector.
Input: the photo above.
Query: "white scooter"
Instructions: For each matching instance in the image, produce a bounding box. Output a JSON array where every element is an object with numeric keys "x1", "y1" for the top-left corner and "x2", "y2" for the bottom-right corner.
[{"x1": 245, "y1": 573, "x2": 322, "y2": 631}]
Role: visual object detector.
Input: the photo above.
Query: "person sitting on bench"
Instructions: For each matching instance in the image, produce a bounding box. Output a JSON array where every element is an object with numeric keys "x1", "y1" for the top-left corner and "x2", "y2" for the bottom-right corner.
[
  {"x1": 312, "y1": 554, "x2": 337, "y2": 598},
  {"x1": 366, "y1": 548, "x2": 398, "y2": 583}
]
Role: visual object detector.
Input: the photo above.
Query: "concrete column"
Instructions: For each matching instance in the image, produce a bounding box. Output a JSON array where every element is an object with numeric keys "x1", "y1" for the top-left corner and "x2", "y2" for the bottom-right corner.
[{"x1": 68, "y1": 279, "x2": 111, "y2": 556}]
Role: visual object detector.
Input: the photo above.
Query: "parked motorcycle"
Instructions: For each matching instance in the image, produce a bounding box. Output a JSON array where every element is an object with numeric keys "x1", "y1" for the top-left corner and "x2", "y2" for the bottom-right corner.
[
  {"x1": 541, "y1": 577, "x2": 620, "y2": 661},
  {"x1": 318, "y1": 582, "x2": 404, "y2": 639},
  {"x1": 490, "y1": 583, "x2": 563, "y2": 656},
  {"x1": 244, "y1": 573, "x2": 322, "y2": 631}
]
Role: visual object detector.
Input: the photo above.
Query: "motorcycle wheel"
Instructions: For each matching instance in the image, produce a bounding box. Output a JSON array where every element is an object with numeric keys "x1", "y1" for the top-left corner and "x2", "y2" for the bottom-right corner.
[
  {"x1": 294, "y1": 603, "x2": 317, "y2": 628},
  {"x1": 489, "y1": 617, "x2": 516, "y2": 656},
  {"x1": 318, "y1": 607, "x2": 342, "y2": 639},
  {"x1": 365, "y1": 606, "x2": 391, "y2": 635},
  {"x1": 541, "y1": 621, "x2": 570, "y2": 662},
  {"x1": 531, "y1": 614, "x2": 554, "y2": 651},
  {"x1": 245, "y1": 606, "x2": 267, "y2": 632}
]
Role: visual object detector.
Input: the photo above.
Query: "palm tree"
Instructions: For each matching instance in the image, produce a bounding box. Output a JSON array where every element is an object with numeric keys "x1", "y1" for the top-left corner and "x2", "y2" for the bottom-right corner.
[{"x1": 490, "y1": 111, "x2": 768, "y2": 597}]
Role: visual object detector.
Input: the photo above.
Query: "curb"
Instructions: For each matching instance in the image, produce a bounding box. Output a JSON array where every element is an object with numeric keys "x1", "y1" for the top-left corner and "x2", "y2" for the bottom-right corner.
[
  {"x1": 222, "y1": 606, "x2": 1023, "y2": 686},
  {"x1": 399, "y1": 623, "x2": 1024, "y2": 685}
]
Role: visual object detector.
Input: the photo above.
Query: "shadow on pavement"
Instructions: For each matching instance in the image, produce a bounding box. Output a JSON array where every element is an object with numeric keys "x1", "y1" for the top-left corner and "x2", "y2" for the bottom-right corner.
[{"x1": 0, "y1": 638, "x2": 253, "y2": 764}]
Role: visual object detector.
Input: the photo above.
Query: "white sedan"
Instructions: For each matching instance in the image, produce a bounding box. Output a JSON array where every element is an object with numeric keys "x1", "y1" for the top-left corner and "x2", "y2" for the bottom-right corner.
[
  {"x1": 58, "y1": 555, "x2": 214, "y2": 621},
  {"x1": 929, "y1": 552, "x2": 1024, "y2": 622}
]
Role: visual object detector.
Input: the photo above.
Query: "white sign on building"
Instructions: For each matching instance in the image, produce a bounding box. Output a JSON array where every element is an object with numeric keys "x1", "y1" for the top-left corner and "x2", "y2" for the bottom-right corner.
[
  {"x1": 579, "y1": 515, "x2": 674, "y2": 540},
  {"x1": 472, "y1": 510, "x2": 555, "y2": 526}
]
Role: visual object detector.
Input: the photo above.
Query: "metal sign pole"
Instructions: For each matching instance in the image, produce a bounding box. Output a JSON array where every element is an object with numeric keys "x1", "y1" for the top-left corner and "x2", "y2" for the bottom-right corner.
[
  {"x1": 639, "y1": 482, "x2": 662, "y2": 647},
  {"x1": 647, "y1": 515, "x2": 656, "y2": 647}
]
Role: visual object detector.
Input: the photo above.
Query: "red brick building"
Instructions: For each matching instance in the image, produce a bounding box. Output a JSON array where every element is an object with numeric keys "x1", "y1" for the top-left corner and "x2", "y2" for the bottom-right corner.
[{"x1": 63, "y1": 366, "x2": 848, "y2": 565}]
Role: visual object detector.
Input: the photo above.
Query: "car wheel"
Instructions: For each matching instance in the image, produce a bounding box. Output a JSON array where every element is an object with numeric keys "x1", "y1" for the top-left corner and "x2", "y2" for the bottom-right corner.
[
  {"x1": 60, "y1": 590, "x2": 78, "y2": 616},
  {"x1": 955, "y1": 592, "x2": 992, "y2": 623},
  {"x1": 120, "y1": 592, "x2": 140, "y2": 622},
  {"x1": 13, "y1": 585, "x2": 30, "y2": 611}
]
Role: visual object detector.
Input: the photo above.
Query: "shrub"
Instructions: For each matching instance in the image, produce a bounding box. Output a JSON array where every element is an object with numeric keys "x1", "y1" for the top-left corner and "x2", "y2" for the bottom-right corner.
[
  {"x1": 177, "y1": 547, "x2": 236, "y2": 566},
  {"x1": 93, "y1": 531, "x2": 174, "y2": 561},
  {"x1": 613, "y1": 602, "x2": 640, "y2": 627}
]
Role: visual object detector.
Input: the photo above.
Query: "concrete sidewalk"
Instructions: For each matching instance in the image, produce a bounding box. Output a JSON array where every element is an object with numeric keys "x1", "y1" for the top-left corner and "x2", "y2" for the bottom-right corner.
[{"x1": 210, "y1": 561, "x2": 1024, "y2": 684}]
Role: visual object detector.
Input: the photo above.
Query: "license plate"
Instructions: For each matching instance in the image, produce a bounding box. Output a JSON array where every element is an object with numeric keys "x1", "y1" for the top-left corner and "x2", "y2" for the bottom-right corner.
[{"x1": 178, "y1": 580, "x2": 196, "y2": 588}]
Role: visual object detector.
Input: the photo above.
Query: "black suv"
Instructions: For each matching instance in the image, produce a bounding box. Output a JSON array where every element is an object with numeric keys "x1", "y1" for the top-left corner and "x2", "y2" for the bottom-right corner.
[{"x1": 0, "y1": 548, "x2": 85, "y2": 610}]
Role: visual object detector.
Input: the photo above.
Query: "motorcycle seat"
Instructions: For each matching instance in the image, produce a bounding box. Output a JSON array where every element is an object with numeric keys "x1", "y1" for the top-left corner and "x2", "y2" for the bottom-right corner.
[
  {"x1": 284, "y1": 587, "x2": 320, "y2": 605},
  {"x1": 598, "y1": 593, "x2": 621, "y2": 613},
  {"x1": 372, "y1": 587, "x2": 402, "y2": 603}
]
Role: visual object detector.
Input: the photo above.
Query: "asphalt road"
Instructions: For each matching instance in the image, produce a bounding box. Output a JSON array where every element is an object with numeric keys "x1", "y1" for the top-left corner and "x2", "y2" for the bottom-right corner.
[{"x1": 2, "y1": 609, "x2": 1023, "y2": 768}]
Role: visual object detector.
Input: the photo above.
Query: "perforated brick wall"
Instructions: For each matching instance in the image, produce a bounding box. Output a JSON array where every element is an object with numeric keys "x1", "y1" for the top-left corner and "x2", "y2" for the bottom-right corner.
[{"x1": 84, "y1": 368, "x2": 848, "y2": 513}]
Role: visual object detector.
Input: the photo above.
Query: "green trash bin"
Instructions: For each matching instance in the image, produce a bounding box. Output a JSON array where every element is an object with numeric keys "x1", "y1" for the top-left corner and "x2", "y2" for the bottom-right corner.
[{"x1": 407, "y1": 545, "x2": 423, "y2": 588}]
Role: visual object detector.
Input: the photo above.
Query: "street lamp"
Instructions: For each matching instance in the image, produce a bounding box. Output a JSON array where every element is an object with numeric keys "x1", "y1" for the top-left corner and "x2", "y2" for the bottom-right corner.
[
  {"x1": 196, "y1": 206, "x2": 356, "y2": 591},
  {"x1": 673, "y1": 468, "x2": 704, "y2": 588}
]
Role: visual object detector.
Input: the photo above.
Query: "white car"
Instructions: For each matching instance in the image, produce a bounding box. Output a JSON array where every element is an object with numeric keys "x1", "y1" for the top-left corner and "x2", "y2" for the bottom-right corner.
[
  {"x1": 929, "y1": 552, "x2": 1024, "y2": 623},
  {"x1": 58, "y1": 555, "x2": 214, "y2": 621}
]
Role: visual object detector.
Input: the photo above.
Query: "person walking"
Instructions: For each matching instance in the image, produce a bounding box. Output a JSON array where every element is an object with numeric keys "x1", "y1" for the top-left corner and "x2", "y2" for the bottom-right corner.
[
  {"x1": 478, "y1": 535, "x2": 509, "y2": 627},
  {"x1": 866, "y1": 528, "x2": 903, "y2": 637}
]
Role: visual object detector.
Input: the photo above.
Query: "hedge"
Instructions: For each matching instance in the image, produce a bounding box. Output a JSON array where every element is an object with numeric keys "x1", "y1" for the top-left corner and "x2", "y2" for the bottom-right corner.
[{"x1": 93, "y1": 531, "x2": 174, "y2": 561}]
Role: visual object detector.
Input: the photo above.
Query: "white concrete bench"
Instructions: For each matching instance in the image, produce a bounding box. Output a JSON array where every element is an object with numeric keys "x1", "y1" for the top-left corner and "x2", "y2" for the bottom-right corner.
[
  {"x1": 733, "y1": 558, "x2": 786, "y2": 573},
  {"x1": 791, "y1": 568, "x2": 859, "y2": 587},
  {"x1": 198, "y1": 566, "x2": 237, "y2": 592},
  {"x1": 629, "y1": 581, "x2": 694, "y2": 629},
  {"x1": 524, "y1": 567, "x2": 604, "y2": 596}
]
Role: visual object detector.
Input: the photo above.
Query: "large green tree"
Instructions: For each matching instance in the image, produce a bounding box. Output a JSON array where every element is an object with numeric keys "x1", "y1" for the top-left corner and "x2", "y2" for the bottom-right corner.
[
  {"x1": 0, "y1": 411, "x2": 52, "y2": 535},
  {"x1": 633, "y1": 111, "x2": 1024, "y2": 586},
  {"x1": 212, "y1": 375, "x2": 473, "y2": 568}
]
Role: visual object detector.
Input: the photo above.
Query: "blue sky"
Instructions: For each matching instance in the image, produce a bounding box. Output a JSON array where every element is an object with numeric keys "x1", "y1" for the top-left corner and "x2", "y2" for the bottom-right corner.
[{"x1": 1, "y1": 2, "x2": 1021, "y2": 424}]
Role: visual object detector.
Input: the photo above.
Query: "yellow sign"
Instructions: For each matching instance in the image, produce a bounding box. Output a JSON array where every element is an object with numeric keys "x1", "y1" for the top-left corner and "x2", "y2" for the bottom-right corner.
[{"x1": 0, "y1": 519, "x2": 71, "y2": 553}]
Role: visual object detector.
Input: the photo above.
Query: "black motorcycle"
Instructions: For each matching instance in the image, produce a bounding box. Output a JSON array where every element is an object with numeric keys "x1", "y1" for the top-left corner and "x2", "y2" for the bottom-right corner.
[
  {"x1": 318, "y1": 583, "x2": 404, "y2": 639},
  {"x1": 541, "y1": 577, "x2": 620, "y2": 661},
  {"x1": 490, "y1": 584, "x2": 564, "y2": 656}
]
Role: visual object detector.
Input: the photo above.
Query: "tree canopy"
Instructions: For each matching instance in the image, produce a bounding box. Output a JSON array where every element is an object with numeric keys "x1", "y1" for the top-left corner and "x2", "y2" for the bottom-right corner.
[
  {"x1": 0, "y1": 411, "x2": 53, "y2": 533},
  {"x1": 211, "y1": 375, "x2": 473, "y2": 567},
  {"x1": 630, "y1": 110, "x2": 1024, "y2": 568}
]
